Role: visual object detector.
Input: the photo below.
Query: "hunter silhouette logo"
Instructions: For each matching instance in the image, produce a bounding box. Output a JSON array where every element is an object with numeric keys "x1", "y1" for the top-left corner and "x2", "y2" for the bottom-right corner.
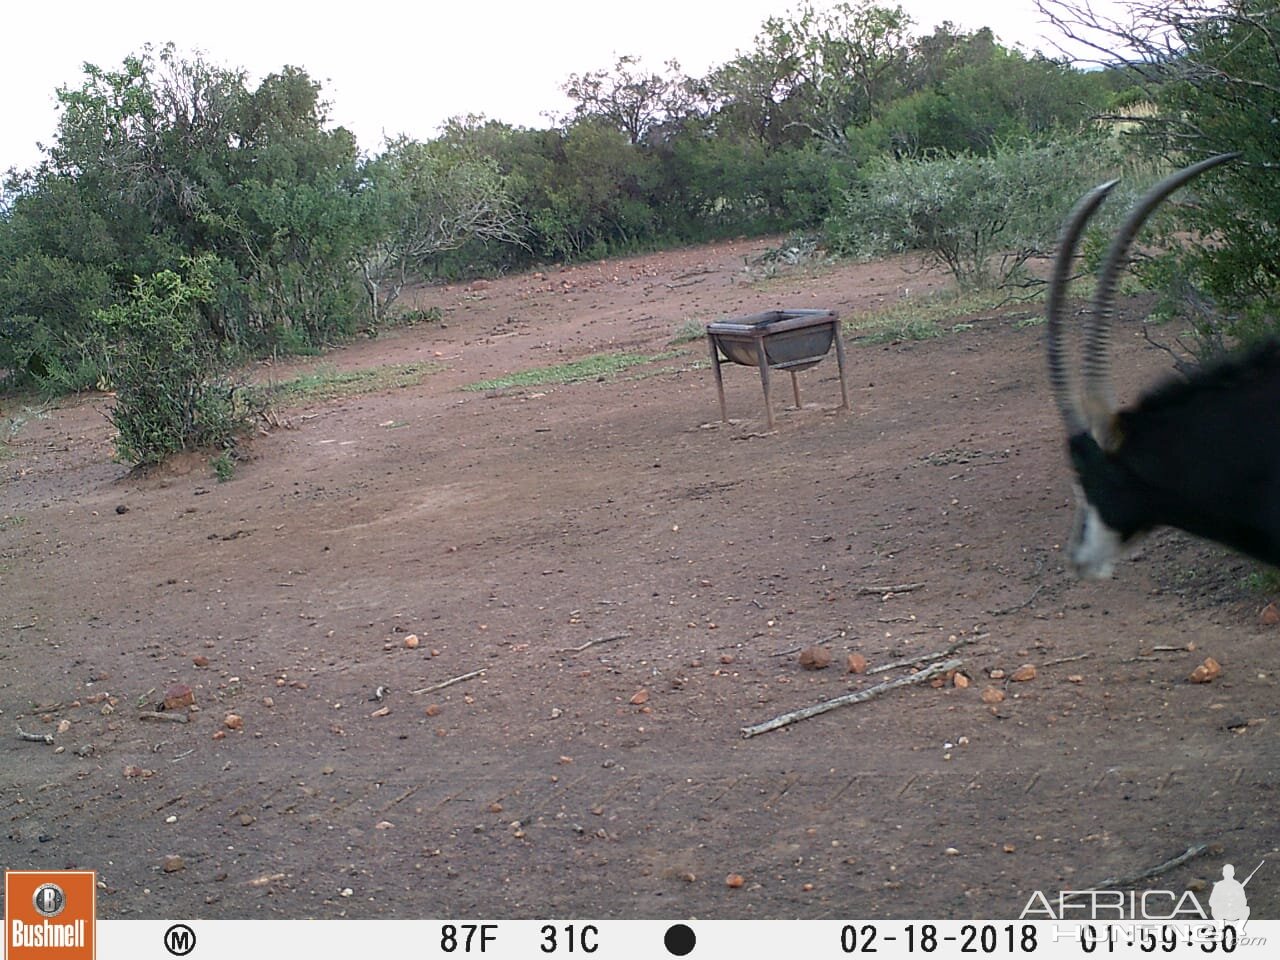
[
  {"x1": 1210, "y1": 861, "x2": 1264, "y2": 930},
  {"x1": 4, "y1": 870, "x2": 96, "y2": 960}
]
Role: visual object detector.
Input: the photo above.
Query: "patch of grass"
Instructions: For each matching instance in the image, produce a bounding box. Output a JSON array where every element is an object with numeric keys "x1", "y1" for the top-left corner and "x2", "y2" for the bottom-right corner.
[
  {"x1": 464, "y1": 350, "x2": 684, "y2": 393},
  {"x1": 844, "y1": 288, "x2": 1020, "y2": 344},
  {"x1": 670, "y1": 318, "x2": 707, "y2": 345},
  {"x1": 211, "y1": 450, "x2": 236, "y2": 483},
  {"x1": 0, "y1": 514, "x2": 26, "y2": 531},
  {"x1": 3, "y1": 402, "x2": 53, "y2": 449},
  {"x1": 269, "y1": 362, "x2": 440, "y2": 405},
  {"x1": 1243, "y1": 566, "x2": 1280, "y2": 595}
]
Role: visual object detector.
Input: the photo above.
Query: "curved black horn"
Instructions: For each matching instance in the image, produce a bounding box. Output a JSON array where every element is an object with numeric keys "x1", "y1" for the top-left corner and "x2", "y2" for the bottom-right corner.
[
  {"x1": 1082, "y1": 152, "x2": 1240, "y2": 444},
  {"x1": 1047, "y1": 178, "x2": 1119, "y2": 437}
]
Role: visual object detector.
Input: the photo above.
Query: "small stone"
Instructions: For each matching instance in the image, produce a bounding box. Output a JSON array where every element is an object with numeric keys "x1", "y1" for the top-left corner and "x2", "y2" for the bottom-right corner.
[
  {"x1": 980, "y1": 687, "x2": 1006, "y2": 704},
  {"x1": 224, "y1": 713, "x2": 243, "y2": 730},
  {"x1": 629, "y1": 689, "x2": 650, "y2": 705},
  {"x1": 192, "y1": 656, "x2": 210, "y2": 668},
  {"x1": 846, "y1": 653, "x2": 868, "y2": 674},
  {"x1": 725, "y1": 873, "x2": 745, "y2": 888},
  {"x1": 1011, "y1": 664, "x2": 1037, "y2": 682},
  {"x1": 163, "y1": 684, "x2": 195, "y2": 710},
  {"x1": 1188, "y1": 657, "x2": 1223, "y2": 683},
  {"x1": 953, "y1": 672, "x2": 970, "y2": 689},
  {"x1": 424, "y1": 704, "x2": 442, "y2": 717},
  {"x1": 403, "y1": 634, "x2": 420, "y2": 649},
  {"x1": 799, "y1": 646, "x2": 832, "y2": 670},
  {"x1": 1260, "y1": 602, "x2": 1280, "y2": 626},
  {"x1": 162, "y1": 855, "x2": 185, "y2": 873},
  {"x1": 989, "y1": 668, "x2": 1006, "y2": 680}
]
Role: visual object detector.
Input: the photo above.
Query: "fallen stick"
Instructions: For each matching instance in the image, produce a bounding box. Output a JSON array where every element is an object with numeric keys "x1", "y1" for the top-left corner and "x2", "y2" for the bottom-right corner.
[
  {"x1": 769, "y1": 630, "x2": 845, "y2": 658},
  {"x1": 139, "y1": 711, "x2": 189, "y2": 724},
  {"x1": 856, "y1": 582, "x2": 924, "y2": 596},
  {"x1": 15, "y1": 724, "x2": 54, "y2": 744},
  {"x1": 1042, "y1": 652, "x2": 1092, "y2": 667},
  {"x1": 989, "y1": 583, "x2": 1043, "y2": 616},
  {"x1": 559, "y1": 633, "x2": 629, "y2": 654},
  {"x1": 867, "y1": 635, "x2": 987, "y2": 675},
  {"x1": 410, "y1": 669, "x2": 486, "y2": 696},
  {"x1": 1064, "y1": 844, "x2": 1210, "y2": 898},
  {"x1": 741, "y1": 657, "x2": 963, "y2": 739}
]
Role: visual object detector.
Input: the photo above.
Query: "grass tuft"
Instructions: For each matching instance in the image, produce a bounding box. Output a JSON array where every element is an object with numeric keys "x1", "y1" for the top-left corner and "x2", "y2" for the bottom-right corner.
[
  {"x1": 269, "y1": 362, "x2": 440, "y2": 405},
  {"x1": 464, "y1": 350, "x2": 684, "y2": 392}
]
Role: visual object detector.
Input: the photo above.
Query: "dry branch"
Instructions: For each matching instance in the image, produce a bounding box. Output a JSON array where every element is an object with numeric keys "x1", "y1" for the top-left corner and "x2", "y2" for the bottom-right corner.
[
  {"x1": 989, "y1": 584, "x2": 1043, "y2": 616},
  {"x1": 410, "y1": 669, "x2": 486, "y2": 696},
  {"x1": 15, "y1": 725, "x2": 54, "y2": 744},
  {"x1": 741, "y1": 657, "x2": 963, "y2": 739},
  {"x1": 867, "y1": 634, "x2": 987, "y2": 675},
  {"x1": 139, "y1": 711, "x2": 189, "y2": 724},
  {"x1": 559, "y1": 633, "x2": 629, "y2": 654},
  {"x1": 856, "y1": 582, "x2": 924, "y2": 595},
  {"x1": 1041, "y1": 652, "x2": 1092, "y2": 668},
  {"x1": 1072, "y1": 844, "x2": 1210, "y2": 896}
]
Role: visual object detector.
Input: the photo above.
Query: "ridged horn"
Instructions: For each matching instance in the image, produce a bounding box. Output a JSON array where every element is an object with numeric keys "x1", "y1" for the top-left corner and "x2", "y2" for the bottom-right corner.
[
  {"x1": 1047, "y1": 178, "x2": 1119, "y2": 438},
  {"x1": 1082, "y1": 152, "x2": 1240, "y2": 446}
]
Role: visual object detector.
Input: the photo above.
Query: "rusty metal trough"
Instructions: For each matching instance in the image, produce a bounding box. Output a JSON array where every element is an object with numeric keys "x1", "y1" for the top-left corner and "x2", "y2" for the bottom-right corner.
[{"x1": 706, "y1": 309, "x2": 849, "y2": 428}]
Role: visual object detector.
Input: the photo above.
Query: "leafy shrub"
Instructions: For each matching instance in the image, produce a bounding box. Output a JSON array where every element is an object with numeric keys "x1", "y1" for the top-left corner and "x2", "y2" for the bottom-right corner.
[
  {"x1": 824, "y1": 139, "x2": 1119, "y2": 290},
  {"x1": 101, "y1": 257, "x2": 262, "y2": 466}
]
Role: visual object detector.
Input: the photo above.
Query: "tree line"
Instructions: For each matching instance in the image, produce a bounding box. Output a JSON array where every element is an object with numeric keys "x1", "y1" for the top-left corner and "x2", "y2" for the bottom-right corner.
[{"x1": 1, "y1": 0, "x2": 1275, "y2": 465}]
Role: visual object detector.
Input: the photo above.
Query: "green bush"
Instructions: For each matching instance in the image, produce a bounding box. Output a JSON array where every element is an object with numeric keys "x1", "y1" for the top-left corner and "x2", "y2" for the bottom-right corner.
[
  {"x1": 101, "y1": 257, "x2": 261, "y2": 467},
  {"x1": 824, "y1": 139, "x2": 1119, "y2": 290}
]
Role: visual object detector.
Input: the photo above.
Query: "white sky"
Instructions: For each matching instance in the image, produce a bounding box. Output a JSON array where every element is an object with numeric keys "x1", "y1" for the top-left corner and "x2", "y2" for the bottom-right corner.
[{"x1": 2, "y1": 0, "x2": 1120, "y2": 173}]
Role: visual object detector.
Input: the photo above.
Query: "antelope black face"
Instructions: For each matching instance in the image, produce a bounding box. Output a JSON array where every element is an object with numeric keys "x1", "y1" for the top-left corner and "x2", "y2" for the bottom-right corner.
[{"x1": 1043, "y1": 152, "x2": 1280, "y2": 578}]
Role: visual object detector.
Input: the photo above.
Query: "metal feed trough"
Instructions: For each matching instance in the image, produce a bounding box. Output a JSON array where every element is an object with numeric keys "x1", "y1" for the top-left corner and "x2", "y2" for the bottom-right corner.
[{"x1": 706, "y1": 309, "x2": 849, "y2": 429}]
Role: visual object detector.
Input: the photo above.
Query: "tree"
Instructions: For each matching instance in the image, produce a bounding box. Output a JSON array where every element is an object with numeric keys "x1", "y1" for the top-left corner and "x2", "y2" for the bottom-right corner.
[
  {"x1": 1038, "y1": 0, "x2": 1280, "y2": 349},
  {"x1": 359, "y1": 137, "x2": 524, "y2": 326},
  {"x1": 561, "y1": 56, "x2": 700, "y2": 145},
  {"x1": 708, "y1": 1, "x2": 912, "y2": 147}
]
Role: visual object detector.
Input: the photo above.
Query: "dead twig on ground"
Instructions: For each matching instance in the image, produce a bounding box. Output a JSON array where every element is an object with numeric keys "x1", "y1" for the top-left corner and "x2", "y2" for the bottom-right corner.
[
  {"x1": 16, "y1": 724, "x2": 54, "y2": 744},
  {"x1": 139, "y1": 711, "x2": 189, "y2": 724},
  {"x1": 856, "y1": 582, "x2": 924, "y2": 596},
  {"x1": 410, "y1": 669, "x2": 486, "y2": 696},
  {"x1": 559, "y1": 633, "x2": 629, "y2": 654},
  {"x1": 867, "y1": 635, "x2": 987, "y2": 675},
  {"x1": 1067, "y1": 844, "x2": 1210, "y2": 897},
  {"x1": 770, "y1": 630, "x2": 846, "y2": 658},
  {"x1": 1041, "y1": 652, "x2": 1092, "y2": 667},
  {"x1": 741, "y1": 657, "x2": 963, "y2": 739},
  {"x1": 989, "y1": 584, "x2": 1043, "y2": 616}
]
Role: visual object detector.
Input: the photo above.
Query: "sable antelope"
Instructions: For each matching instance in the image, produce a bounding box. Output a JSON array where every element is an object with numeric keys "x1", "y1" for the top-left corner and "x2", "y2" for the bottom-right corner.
[{"x1": 1047, "y1": 152, "x2": 1280, "y2": 577}]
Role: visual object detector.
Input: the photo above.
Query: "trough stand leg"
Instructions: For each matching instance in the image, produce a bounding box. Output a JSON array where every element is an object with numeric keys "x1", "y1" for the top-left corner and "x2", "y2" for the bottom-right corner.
[
  {"x1": 708, "y1": 333, "x2": 728, "y2": 423},
  {"x1": 790, "y1": 370, "x2": 802, "y2": 410},
  {"x1": 755, "y1": 339, "x2": 775, "y2": 430},
  {"x1": 833, "y1": 320, "x2": 850, "y2": 412}
]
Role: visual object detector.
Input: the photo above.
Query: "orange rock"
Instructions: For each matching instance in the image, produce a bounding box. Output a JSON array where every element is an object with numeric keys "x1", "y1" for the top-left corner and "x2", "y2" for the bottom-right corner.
[{"x1": 799, "y1": 646, "x2": 832, "y2": 670}]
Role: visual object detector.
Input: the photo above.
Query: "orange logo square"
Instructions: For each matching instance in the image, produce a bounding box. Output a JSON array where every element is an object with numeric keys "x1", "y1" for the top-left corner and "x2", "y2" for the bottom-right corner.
[{"x1": 4, "y1": 871, "x2": 95, "y2": 960}]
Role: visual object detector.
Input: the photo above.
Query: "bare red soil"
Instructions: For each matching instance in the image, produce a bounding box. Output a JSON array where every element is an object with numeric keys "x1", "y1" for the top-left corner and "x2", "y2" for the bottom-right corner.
[{"x1": 2, "y1": 238, "x2": 1277, "y2": 920}]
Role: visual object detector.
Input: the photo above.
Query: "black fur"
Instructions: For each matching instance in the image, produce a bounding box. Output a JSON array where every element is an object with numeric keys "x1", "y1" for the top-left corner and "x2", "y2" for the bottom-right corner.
[{"x1": 1070, "y1": 339, "x2": 1280, "y2": 567}]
